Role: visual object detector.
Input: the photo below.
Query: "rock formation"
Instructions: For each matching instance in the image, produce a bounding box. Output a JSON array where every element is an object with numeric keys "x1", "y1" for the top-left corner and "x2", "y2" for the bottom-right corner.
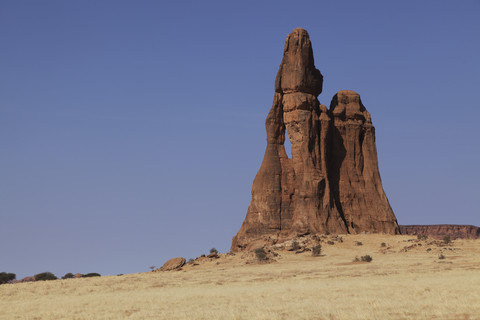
[
  {"x1": 231, "y1": 28, "x2": 399, "y2": 252},
  {"x1": 400, "y1": 225, "x2": 480, "y2": 239},
  {"x1": 329, "y1": 90, "x2": 399, "y2": 234},
  {"x1": 158, "y1": 257, "x2": 186, "y2": 271},
  {"x1": 8, "y1": 276, "x2": 36, "y2": 284}
]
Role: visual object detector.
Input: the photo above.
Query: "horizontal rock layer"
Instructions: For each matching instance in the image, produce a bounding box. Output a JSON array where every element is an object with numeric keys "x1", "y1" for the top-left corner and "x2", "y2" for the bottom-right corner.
[{"x1": 400, "y1": 225, "x2": 480, "y2": 239}]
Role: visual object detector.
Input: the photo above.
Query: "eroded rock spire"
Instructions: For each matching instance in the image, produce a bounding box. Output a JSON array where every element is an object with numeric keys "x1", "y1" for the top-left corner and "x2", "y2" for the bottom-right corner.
[{"x1": 231, "y1": 29, "x2": 399, "y2": 252}]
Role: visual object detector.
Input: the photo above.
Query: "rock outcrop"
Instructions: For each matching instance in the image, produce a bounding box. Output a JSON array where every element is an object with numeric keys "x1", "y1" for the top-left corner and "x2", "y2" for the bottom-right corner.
[
  {"x1": 9, "y1": 276, "x2": 36, "y2": 283},
  {"x1": 231, "y1": 28, "x2": 399, "y2": 252},
  {"x1": 158, "y1": 257, "x2": 186, "y2": 271},
  {"x1": 400, "y1": 225, "x2": 480, "y2": 239}
]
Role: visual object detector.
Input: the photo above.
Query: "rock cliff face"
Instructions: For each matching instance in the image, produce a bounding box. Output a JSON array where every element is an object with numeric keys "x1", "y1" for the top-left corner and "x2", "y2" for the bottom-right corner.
[
  {"x1": 400, "y1": 225, "x2": 480, "y2": 239},
  {"x1": 231, "y1": 28, "x2": 399, "y2": 252},
  {"x1": 330, "y1": 90, "x2": 399, "y2": 234}
]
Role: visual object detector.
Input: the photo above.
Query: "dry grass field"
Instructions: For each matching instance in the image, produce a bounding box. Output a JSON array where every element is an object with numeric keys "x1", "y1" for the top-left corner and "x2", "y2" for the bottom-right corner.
[{"x1": 1, "y1": 234, "x2": 479, "y2": 320}]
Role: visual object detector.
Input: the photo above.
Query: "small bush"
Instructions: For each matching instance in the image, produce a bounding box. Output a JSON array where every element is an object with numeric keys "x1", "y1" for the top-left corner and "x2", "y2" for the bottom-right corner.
[
  {"x1": 443, "y1": 235, "x2": 451, "y2": 244},
  {"x1": 360, "y1": 255, "x2": 373, "y2": 262},
  {"x1": 187, "y1": 258, "x2": 195, "y2": 264},
  {"x1": 438, "y1": 254, "x2": 445, "y2": 260},
  {"x1": 254, "y1": 247, "x2": 267, "y2": 261},
  {"x1": 210, "y1": 248, "x2": 218, "y2": 254},
  {"x1": 355, "y1": 241, "x2": 363, "y2": 246},
  {"x1": 0, "y1": 272, "x2": 16, "y2": 284},
  {"x1": 82, "y1": 273, "x2": 101, "y2": 278},
  {"x1": 291, "y1": 240, "x2": 300, "y2": 251},
  {"x1": 62, "y1": 273, "x2": 74, "y2": 279},
  {"x1": 380, "y1": 242, "x2": 386, "y2": 247},
  {"x1": 312, "y1": 244, "x2": 322, "y2": 257},
  {"x1": 417, "y1": 235, "x2": 428, "y2": 241},
  {"x1": 327, "y1": 241, "x2": 334, "y2": 245},
  {"x1": 35, "y1": 272, "x2": 57, "y2": 281}
]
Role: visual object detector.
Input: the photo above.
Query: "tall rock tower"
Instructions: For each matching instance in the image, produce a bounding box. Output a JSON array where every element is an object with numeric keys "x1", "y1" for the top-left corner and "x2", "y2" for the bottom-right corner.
[{"x1": 231, "y1": 28, "x2": 399, "y2": 252}]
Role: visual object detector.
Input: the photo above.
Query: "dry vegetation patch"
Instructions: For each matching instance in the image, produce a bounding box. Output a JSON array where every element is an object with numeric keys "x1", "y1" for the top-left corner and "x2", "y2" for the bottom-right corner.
[{"x1": 1, "y1": 235, "x2": 480, "y2": 319}]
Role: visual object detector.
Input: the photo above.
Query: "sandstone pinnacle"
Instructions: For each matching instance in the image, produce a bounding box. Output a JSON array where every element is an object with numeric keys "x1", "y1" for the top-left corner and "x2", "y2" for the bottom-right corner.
[
  {"x1": 274, "y1": 28, "x2": 323, "y2": 96},
  {"x1": 231, "y1": 29, "x2": 399, "y2": 252}
]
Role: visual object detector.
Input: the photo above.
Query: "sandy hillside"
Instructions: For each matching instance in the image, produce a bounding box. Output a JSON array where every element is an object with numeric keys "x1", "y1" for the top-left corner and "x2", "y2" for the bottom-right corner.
[{"x1": 1, "y1": 234, "x2": 479, "y2": 320}]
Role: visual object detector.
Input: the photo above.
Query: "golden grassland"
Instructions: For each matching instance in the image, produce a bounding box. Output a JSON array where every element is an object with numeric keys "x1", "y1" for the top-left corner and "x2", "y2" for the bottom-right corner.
[{"x1": 1, "y1": 234, "x2": 480, "y2": 320}]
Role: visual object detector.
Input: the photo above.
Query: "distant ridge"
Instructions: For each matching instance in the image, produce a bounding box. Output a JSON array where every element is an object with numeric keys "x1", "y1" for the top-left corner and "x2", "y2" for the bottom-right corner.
[{"x1": 399, "y1": 224, "x2": 480, "y2": 239}]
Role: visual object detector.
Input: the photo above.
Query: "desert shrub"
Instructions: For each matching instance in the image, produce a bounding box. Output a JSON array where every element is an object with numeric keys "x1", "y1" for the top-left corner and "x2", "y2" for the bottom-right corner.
[
  {"x1": 254, "y1": 247, "x2": 267, "y2": 261},
  {"x1": 380, "y1": 242, "x2": 386, "y2": 247},
  {"x1": 0, "y1": 272, "x2": 16, "y2": 284},
  {"x1": 417, "y1": 235, "x2": 428, "y2": 241},
  {"x1": 327, "y1": 241, "x2": 334, "y2": 245},
  {"x1": 312, "y1": 244, "x2": 322, "y2": 257},
  {"x1": 187, "y1": 258, "x2": 195, "y2": 264},
  {"x1": 438, "y1": 254, "x2": 445, "y2": 260},
  {"x1": 62, "y1": 273, "x2": 74, "y2": 279},
  {"x1": 443, "y1": 235, "x2": 451, "y2": 244},
  {"x1": 355, "y1": 241, "x2": 363, "y2": 246},
  {"x1": 291, "y1": 240, "x2": 300, "y2": 251},
  {"x1": 210, "y1": 248, "x2": 218, "y2": 254},
  {"x1": 35, "y1": 272, "x2": 57, "y2": 281},
  {"x1": 360, "y1": 255, "x2": 373, "y2": 262},
  {"x1": 83, "y1": 273, "x2": 101, "y2": 278}
]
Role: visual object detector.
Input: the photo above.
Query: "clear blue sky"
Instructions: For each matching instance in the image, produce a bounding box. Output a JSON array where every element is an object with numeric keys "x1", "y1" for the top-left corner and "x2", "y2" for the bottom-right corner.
[{"x1": 1, "y1": 1, "x2": 479, "y2": 279}]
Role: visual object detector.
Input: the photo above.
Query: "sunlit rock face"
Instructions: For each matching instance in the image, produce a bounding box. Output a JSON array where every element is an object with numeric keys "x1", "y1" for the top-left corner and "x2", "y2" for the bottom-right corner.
[{"x1": 231, "y1": 29, "x2": 399, "y2": 252}]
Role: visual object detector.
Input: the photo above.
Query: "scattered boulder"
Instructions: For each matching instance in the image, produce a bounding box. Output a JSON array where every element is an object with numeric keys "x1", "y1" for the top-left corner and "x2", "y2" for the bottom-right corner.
[
  {"x1": 21, "y1": 276, "x2": 35, "y2": 282},
  {"x1": 3, "y1": 276, "x2": 35, "y2": 284},
  {"x1": 159, "y1": 257, "x2": 186, "y2": 271},
  {"x1": 74, "y1": 273, "x2": 83, "y2": 279},
  {"x1": 401, "y1": 244, "x2": 418, "y2": 252}
]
